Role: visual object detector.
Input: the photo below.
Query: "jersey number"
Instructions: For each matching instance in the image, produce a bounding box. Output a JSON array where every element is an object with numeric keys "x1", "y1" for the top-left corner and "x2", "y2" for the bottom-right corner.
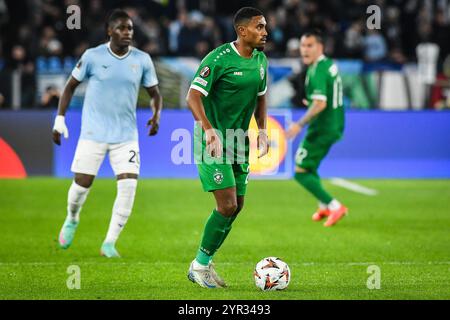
[
  {"x1": 295, "y1": 148, "x2": 308, "y2": 164},
  {"x1": 129, "y1": 151, "x2": 140, "y2": 165},
  {"x1": 333, "y1": 76, "x2": 343, "y2": 109}
]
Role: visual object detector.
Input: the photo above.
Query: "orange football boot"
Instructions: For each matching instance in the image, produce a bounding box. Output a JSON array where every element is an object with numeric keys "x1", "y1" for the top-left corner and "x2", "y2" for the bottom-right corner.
[
  {"x1": 324, "y1": 205, "x2": 348, "y2": 227},
  {"x1": 312, "y1": 208, "x2": 330, "y2": 221}
]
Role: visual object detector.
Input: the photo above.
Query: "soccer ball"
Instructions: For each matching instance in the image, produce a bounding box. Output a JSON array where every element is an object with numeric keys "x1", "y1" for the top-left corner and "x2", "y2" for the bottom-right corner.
[{"x1": 254, "y1": 257, "x2": 290, "y2": 291}]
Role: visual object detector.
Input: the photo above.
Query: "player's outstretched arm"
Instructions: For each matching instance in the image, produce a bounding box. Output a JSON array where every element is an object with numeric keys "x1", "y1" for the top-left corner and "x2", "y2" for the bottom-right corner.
[
  {"x1": 145, "y1": 85, "x2": 163, "y2": 136},
  {"x1": 255, "y1": 94, "x2": 269, "y2": 158},
  {"x1": 186, "y1": 88, "x2": 222, "y2": 158},
  {"x1": 286, "y1": 99, "x2": 326, "y2": 139},
  {"x1": 52, "y1": 76, "x2": 80, "y2": 146}
]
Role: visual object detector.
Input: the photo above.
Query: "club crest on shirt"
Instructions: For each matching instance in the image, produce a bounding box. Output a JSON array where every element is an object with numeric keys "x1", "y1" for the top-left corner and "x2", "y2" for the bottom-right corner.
[
  {"x1": 130, "y1": 64, "x2": 138, "y2": 73},
  {"x1": 260, "y1": 64, "x2": 265, "y2": 80},
  {"x1": 200, "y1": 66, "x2": 211, "y2": 78}
]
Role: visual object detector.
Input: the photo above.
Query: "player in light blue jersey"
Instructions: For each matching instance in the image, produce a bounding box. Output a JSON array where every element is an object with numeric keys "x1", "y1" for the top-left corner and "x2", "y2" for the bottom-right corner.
[{"x1": 52, "y1": 9, "x2": 163, "y2": 257}]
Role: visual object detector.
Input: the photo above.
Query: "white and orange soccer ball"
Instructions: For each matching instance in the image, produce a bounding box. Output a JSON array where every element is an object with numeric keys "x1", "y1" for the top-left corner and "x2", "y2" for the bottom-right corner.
[{"x1": 254, "y1": 257, "x2": 291, "y2": 291}]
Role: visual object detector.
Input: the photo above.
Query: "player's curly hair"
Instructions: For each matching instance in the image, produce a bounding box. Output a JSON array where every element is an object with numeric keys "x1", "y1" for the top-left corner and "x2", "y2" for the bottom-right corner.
[
  {"x1": 233, "y1": 7, "x2": 264, "y2": 29},
  {"x1": 105, "y1": 9, "x2": 131, "y2": 29}
]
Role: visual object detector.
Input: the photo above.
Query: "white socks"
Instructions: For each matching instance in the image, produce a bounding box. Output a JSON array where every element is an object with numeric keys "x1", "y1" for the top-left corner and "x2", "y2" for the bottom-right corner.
[
  {"x1": 104, "y1": 179, "x2": 137, "y2": 244},
  {"x1": 66, "y1": 179, "x2": 137, "y2": 244},
  {"x1": 319, "y1": 202, "x2": 328, "y2": 210},
  {"x1": 328, "y1": 199, "x2": 342, "y2": 211},
  {"x1": 321, "y1": 200, "x2": 342, "y2": 211},
  {"x1": 67, "y1": 181, "x2": 90, "y2": 222},
  {"x1": 193, "y1": 259, "x2": 209, "y2": 270}
]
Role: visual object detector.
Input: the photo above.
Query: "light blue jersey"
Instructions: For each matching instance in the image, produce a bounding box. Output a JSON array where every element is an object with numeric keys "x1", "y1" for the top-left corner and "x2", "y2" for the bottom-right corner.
[{"x1": 72, "y1": 42, "x2": 158, "y2": 143}]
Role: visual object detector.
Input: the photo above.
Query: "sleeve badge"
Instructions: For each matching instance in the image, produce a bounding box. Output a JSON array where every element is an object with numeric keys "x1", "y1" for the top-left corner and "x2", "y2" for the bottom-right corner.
[{"x1": 200, "y1": 66, "x2": 211, "y2": 78}]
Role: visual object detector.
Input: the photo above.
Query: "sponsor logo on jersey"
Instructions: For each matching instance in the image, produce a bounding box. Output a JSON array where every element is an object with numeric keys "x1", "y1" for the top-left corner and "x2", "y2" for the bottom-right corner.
[
  {"x1": 233, "y1": 71, "x2": 243, "y2": 76},
  {"x1": 260, "y1": 64, "x2": 265, "y2": 80},
  {"x1": 213, "y1": 169, "x2": 224, "y2": 185},
  {"x1": 76, "y1": 60, "x2": 82, "y2": 69},
  {"x1": 194, "y1": 77, "x2": 208, "y2": 86},
  {"x1": 200, "y1": 66, "x2": 211, "y2": 78}
]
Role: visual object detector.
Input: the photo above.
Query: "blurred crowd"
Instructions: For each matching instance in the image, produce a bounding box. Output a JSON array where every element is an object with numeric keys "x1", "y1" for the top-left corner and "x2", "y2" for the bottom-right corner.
[{"x1": 0, "y1": 0, "x2": 450, "y2": 108}]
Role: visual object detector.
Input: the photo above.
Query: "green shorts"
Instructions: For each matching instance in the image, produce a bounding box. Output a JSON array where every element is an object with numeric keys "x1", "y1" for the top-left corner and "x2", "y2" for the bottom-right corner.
[
  {"x1": 295, "y1": 132, "x2": 340, "y2": 172},
  {"x1": 194, "y1": 123, "x2": 250, "y2": 196},
  {"x1": 197, "y1": 161, "x2": 250, "y2": 196}
]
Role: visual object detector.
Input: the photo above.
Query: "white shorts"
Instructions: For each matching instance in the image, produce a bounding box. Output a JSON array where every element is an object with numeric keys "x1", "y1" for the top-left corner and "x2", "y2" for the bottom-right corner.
[{"x1": 71, "y1": 139, "x2": 140, "y2": 176}]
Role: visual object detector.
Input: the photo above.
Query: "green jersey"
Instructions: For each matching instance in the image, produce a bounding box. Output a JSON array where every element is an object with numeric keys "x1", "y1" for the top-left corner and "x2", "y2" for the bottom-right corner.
[
  {"x1": 190, "y1": 42, "x2": 268, "y2": 157},
  {"x1": 305, "y1": 55, "x2": 345, "y2": 137},
  {"x1": 191, "y1": 42, "x2": 267, "y2": 194}
]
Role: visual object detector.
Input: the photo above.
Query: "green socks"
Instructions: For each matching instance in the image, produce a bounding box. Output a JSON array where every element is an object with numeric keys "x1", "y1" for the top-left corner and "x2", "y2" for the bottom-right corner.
[
  {"x1": 217, "y1": 215, "x2": 237, "y2": 250},
  {"x1": 196, "y1": 209, "x2": 232, "y2": 265},
  {"x1": 294, "y1": 171, "x2": 333, "y2": 205}
]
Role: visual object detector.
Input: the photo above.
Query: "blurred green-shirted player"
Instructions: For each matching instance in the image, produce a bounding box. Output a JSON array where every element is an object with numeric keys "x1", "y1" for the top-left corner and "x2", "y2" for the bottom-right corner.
[
  {"x1": 185, "y1": 7, "x2": 270, "y2": 288},
  {"x1": 287, "y1": 29, "x2": 348, "y2": 227}
]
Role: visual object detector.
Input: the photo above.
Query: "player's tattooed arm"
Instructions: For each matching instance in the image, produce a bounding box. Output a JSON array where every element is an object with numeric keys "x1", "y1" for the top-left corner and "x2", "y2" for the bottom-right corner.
[
  {"x1": 186, "y1": 88, "x2": 222, "y2": 158},
  {"x1": 52, "y1": 76, "x2": 81, "y2": 145},
  {"x1": 145, "y1": 85, "x2": 163, "y2": 136},
  {"x1": 255, "y1": 94, "x2": 269, "y2": 158},
  {"x1": 286, "y1": 99, "x2": 326, "y2": 139}
]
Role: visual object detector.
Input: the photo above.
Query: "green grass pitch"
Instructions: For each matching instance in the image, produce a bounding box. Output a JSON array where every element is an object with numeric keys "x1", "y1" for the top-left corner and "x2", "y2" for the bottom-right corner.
[{"x1": 0, "y1": 178, "x2": 449, "y2": 300}]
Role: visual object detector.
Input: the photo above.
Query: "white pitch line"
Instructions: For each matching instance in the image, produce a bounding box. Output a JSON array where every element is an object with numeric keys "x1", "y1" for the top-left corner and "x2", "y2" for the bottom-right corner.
[
  {"x1": 1, "y1": 261, "x2": 449, "y2": 267},
  {"x1": 330, "y1": 178, "x2": 379, "y2": 196}
]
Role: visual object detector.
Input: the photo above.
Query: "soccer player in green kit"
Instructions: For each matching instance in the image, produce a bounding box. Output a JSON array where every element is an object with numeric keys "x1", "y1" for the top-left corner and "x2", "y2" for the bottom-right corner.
[
  {"x1": 286, "y1": 30, "x2": 348, "y2": 227},
  {"x1": 186, "y1": 7, "x2": 269, "y2": 288}
]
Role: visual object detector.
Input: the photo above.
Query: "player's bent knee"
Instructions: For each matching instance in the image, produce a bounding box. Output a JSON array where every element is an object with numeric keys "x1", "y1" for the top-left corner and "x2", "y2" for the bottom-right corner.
[
  {"x1": 74, "y1": 173, "x2": 95, "y2": 188},
  {"x1": 218, "y1": 201, "x2": 238, "y2": 217}
]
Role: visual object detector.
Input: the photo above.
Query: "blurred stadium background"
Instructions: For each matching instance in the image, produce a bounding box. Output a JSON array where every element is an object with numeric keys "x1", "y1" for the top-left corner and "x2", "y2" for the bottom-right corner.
[
  {"x1": 0, "y1": 0, "x2": 450, "y2": 300},
  {"x1": 0, "y1": 0, "x2": 449, "y2": 179}
]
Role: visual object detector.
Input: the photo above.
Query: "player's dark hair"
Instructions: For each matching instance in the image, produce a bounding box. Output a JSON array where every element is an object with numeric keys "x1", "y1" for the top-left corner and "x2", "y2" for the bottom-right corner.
[
  {"x1": 106, "y1": 9, "x2": 131, "y2": 28},
  {"x1": 233, "y1": 7, "x2": 264, "y2": 29},
  {"x1": 302, "y1": 29, "x2": 325, "y2": 44}
]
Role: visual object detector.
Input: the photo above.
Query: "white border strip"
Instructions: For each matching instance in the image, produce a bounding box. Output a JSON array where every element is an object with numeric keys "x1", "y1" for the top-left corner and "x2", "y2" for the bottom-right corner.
[
  {"x1": 311, "y1": 94, "x2": 327, "y2": 101},
  {"x1": 230, "y1": 41, "x2": 240, "y2": 56},
  {"x1": 330, "y1": 178, "x2": 379, "y2": 196},
  {"x1": 189, "y1": 84, "x2": 209, "y2": 97},
  {"x1": 107, "y1": 42, "x2": 132, "y2": 60},
  {"x1": 257, "y1": 86, "x2": 267, "y2": 96}
]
